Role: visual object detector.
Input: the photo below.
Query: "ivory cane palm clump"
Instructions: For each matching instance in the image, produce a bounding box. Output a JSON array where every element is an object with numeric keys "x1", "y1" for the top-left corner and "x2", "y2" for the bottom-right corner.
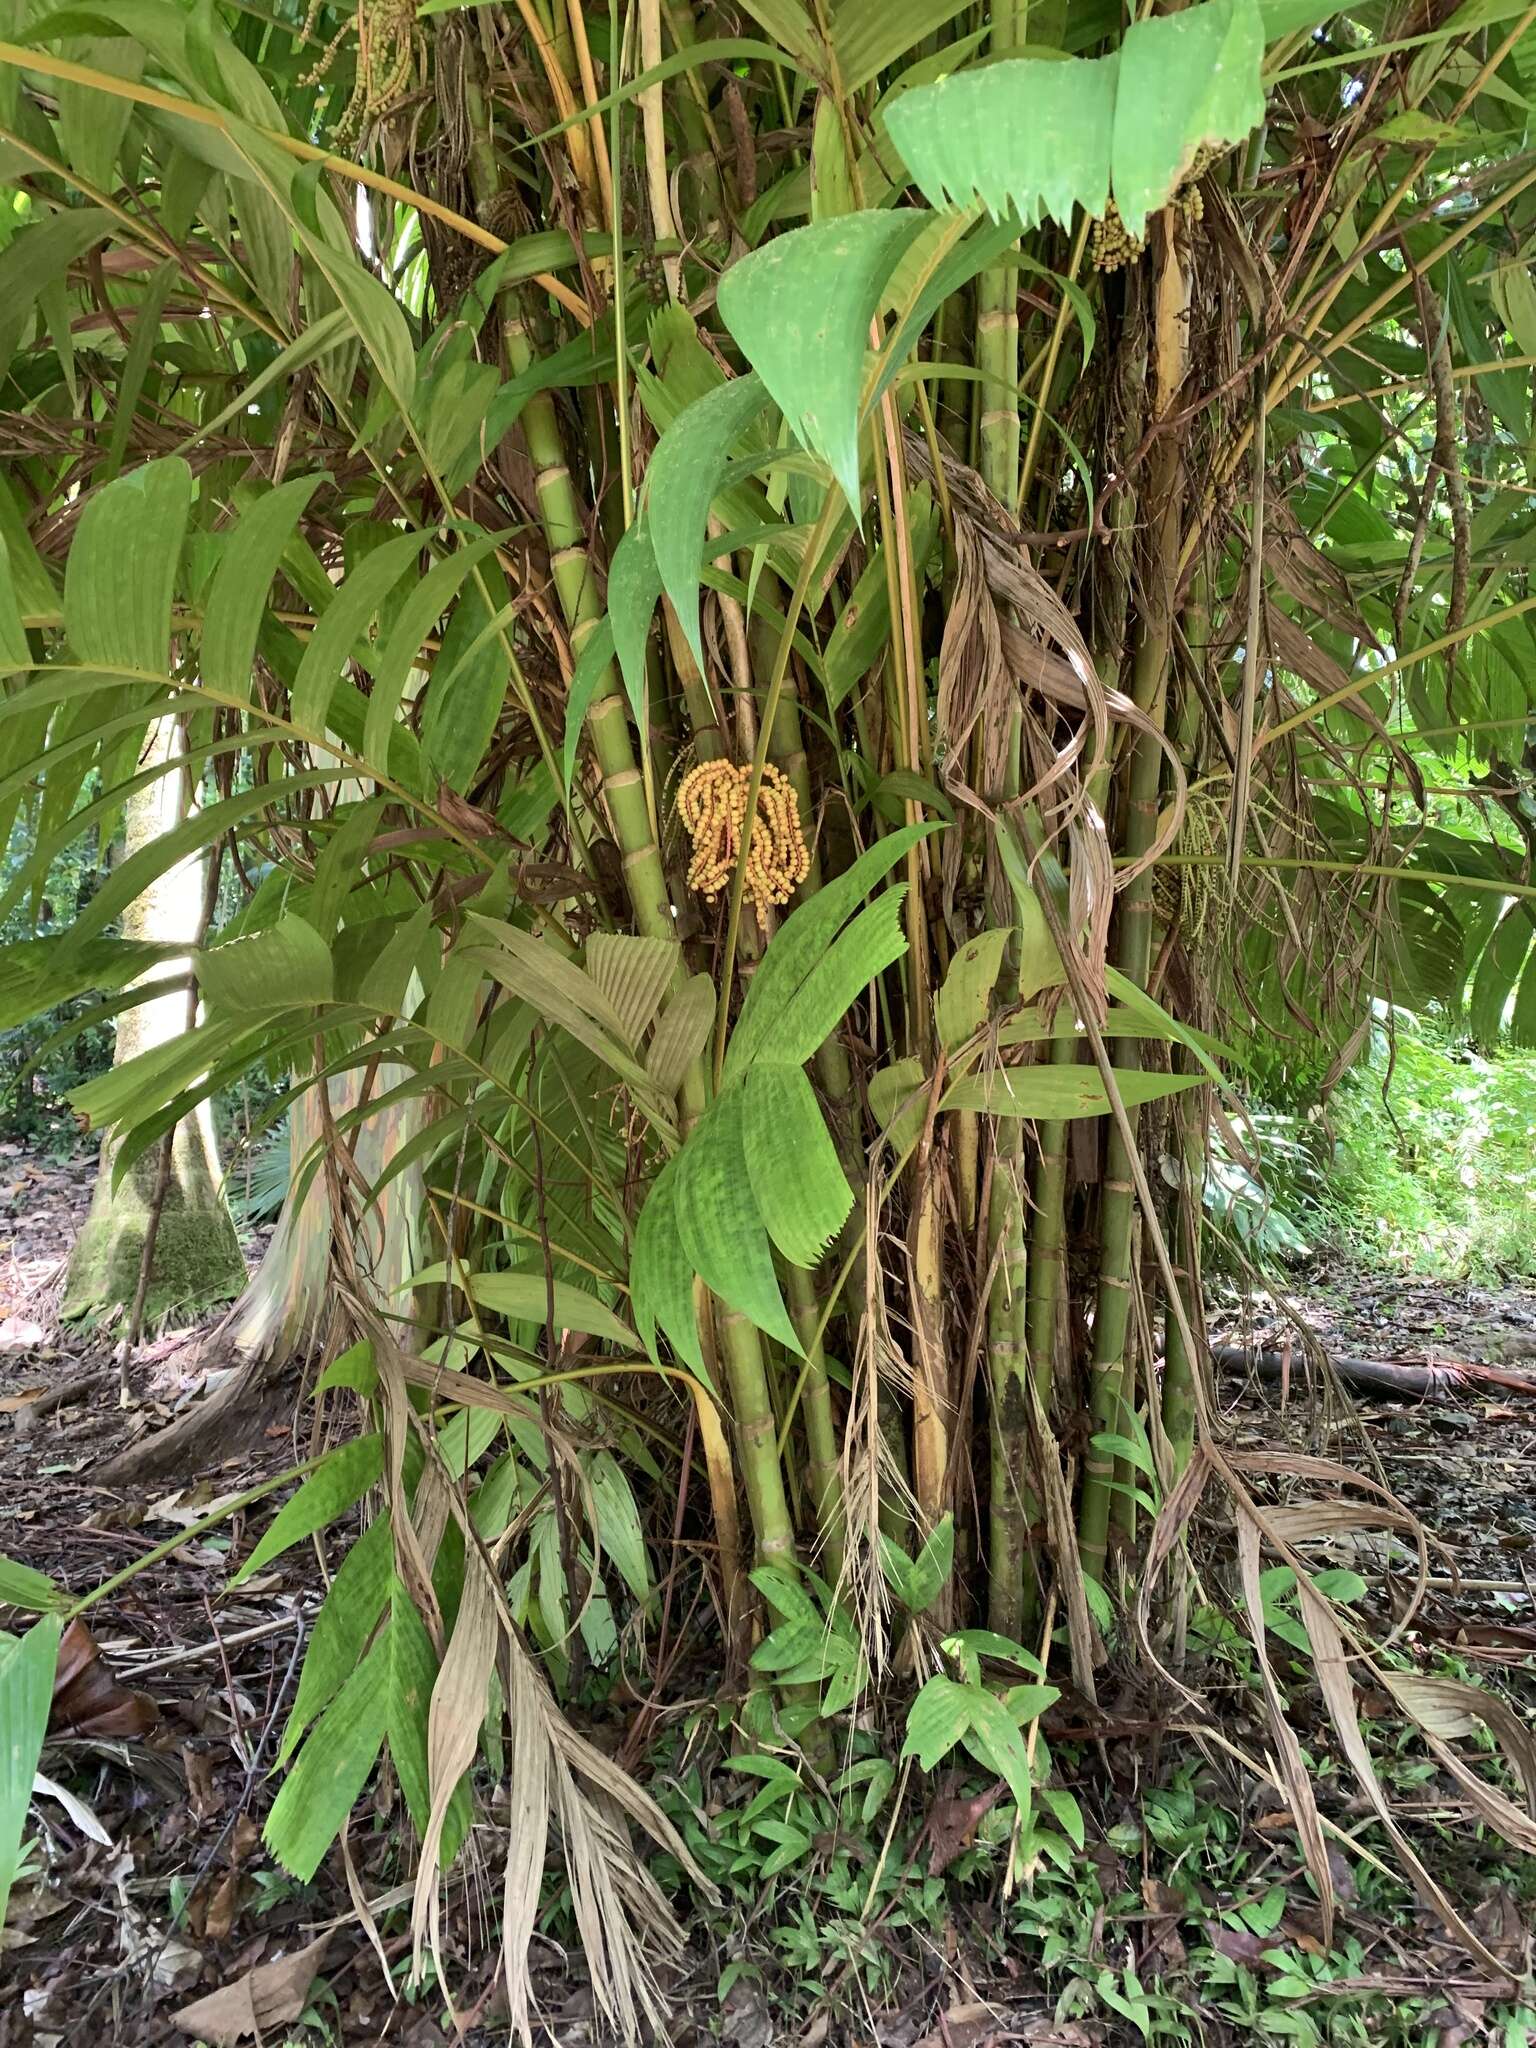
[{"x1": 4, "y1": 0, "x2": 1536, "y2": 2022}]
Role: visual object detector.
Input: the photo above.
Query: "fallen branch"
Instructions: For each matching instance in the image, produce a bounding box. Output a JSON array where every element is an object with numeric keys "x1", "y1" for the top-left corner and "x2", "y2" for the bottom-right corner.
[
  {"x1": 11, "y1": 1368, "x2": 114, "y2": 1434},
  {"x1": 1213, "y1": 1343, "x2": 1536, "y2": 1402}
]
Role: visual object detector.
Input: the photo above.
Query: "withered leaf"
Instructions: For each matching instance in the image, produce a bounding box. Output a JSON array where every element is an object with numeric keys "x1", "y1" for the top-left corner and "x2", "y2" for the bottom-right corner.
[{"x1": 171, "y1": 1932, "x2": 331, "y2": 2044}]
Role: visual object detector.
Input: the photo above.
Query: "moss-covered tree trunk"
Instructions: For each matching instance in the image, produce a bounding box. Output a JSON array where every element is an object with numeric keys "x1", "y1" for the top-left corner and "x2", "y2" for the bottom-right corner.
[{"x1": 62, "y1": 723, "x2": 246, "y2": 1324}]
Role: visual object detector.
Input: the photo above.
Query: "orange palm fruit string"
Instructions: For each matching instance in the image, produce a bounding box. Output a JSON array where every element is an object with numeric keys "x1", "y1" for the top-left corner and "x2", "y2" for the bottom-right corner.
[{"x1": 677, "y1": 760, "x2": 809, "y2": 914}]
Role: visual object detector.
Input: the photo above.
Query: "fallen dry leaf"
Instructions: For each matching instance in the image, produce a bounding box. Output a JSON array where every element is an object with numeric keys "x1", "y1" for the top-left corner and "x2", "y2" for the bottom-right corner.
[
  {"x1": 926, "y1": 1781, "x2": 1005, "y2": 1875},
  {"x1": 32, "y1": 1770, "x2": 113, "y2": 1847},
  {"x1": 121, "y1": 1907, "x2": 201, "y2": 1992},
  {"x1": 203, "y1": 1867, "x2": 241, "y2": 1943},
  {"x1": 1207, "y1": 1923, "x2": 1267, "y2": 1966},
  {"x1": 912, "y1": 2003, "x2": 998, "y2": 2048},
  {"x1": 51, "y1": 1619, "x2": 158, "y2": 1740},
  {"x1": 183, "y1": 1746, "x2": 220, "y2": 1821},
  {"x1": 171, "y1": 1932, "x2": 331, "y2": 2044}
]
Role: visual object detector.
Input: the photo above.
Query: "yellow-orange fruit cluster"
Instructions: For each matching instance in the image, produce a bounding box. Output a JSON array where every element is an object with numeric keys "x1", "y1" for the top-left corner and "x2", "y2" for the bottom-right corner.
[
  {"x1": 1091, "y1": 147, "x2": 1223, "y2": 271},
  {"x1": 677, "y1": 759, "x2": 810, "y2": 914},
  {"x1": 1090, "y1": 202, "x2": 1144, "y2": 274}
]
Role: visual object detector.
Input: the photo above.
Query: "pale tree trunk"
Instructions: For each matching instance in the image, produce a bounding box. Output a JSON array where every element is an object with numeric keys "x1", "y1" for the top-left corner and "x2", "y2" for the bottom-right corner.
[{"x1": 62, "y1": 723, "x2": 246, "y2": 1325}]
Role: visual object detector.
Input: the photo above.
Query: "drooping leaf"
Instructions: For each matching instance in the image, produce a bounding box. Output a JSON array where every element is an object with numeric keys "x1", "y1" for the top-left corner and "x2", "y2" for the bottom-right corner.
[
  {"x1": 279, "y1": 1513, "x2": 393, "y2": 1765},
  {"x1": 834, "y1": 0, "x2": 974, "y2": 91},
  {"x1": 674, "y1": 1087, "x2": 802, "y2": 1354},
  {"x1": 0, "y1": 1615, "x2": 61, "y2": 1926},
  {"x1": 63, "y1": 458, "x2": 193, "y2": 677},
  {"x1": 942, "y1": 1065, "x2": 1204, "y2": 1117},
  {"x1": 885, "y1": 54, "x2": 1115, "y2": 228},
  {"x1": 201, "y1": 476, "x2": 324, "y2": 704},
  {"x1": 0, "y1": 479, "x2": 59, "y2": 620},
  {"x1": 1512, "y1": 933, "x2": 1536, "y2": 1050},
  {"x1": 905, "y1": 1512, "x2": 954, "y2": 1614},
  {"x1": 588, "y1": 1451, "x2": 651, "y2": 1604},
  {"x1": 290, "y1": 530, "x2": 427, "y2": 738},
  {"x1": 308, "y1": 799, "x2": 388, "y2": 942},
  {"x1": 0, "y1": 208, "x2": 114, "y2": 371},
  {"x1": 227, "y1": 122, "x2": 417, "y2": 419},
  {"x1": 421, "y1": 557, "x2": 512, "y2": 795},
  {"x1": 385, "y1": 1577, "x2": 468, "y2": 1865},
  {"x1": 1112, "y1": 0, "x2": 1265, "y2": 236},
  {"x1": 607, "y1": 519, "x2": 663, "y2": 723},
  {"x1": 961, "y1": 1685, "x2": 1036, "y2": 1817},
  {"x1": 586, "y1": 933, "x2": 677, "y2": 1049},
  {"x1": 1469, "y1": 906, "x2": 1530, "y2": 1046},
  {"x1": 886, "y1": 0, "x2": 1264, "y2": 240},
  {"x1": 0, "y1": 1555, "x2": 63, "y2": 1613},
  {"x1": 646, "y1": 372, "x2": 771, "y2": 667},
  {"x1": 0, "y1": 935, "x2": 187, "y2": 1032},
  {"x1": 409, "y1": 1264, "x2": 636, "y2": 1347},
  {"x1": 0, "y1": 604, "x2": 36, "y2": 714},
  {"x1": 901, "y1": 1672, "x2": 974, "y2": 1771},
  {"x1": 741, "y1": 1062, "x2": 853, "y2": 1268},
  {"x1": 462, "y1": 916, "x2": 645, "y2": 1085},
  {"x1": 561, "y1": 619, "x2": 616, "y2": 797},
  {"x1": 53, "y1": 771, "x2": 333, "y2": 963},
  {"x1": 646, "y1": 974, "x2": 716, "y2": 1099},
  {"x1": 231, "y1": 1435, "x2": 384, "y2": 1588},
  {"x1": 726, "y1": 823, "x2": 939, "y2": 1081},
  {"x1": 935, "y1": 928, "x2": 1010, "y2": 1053},
  {"x1": 101, "y1": 259, "x2": 176, "y2": 484},
  {"x1": 765, "y1": 886, "x2": 911, "y2": 1069},
  {"x1": 717, "y1": 213, "x2": 931, "y2": 512},
  {"x1": 364, "y1": 533, "x2": 506, "y2": 769},
  {"x1": 264, "y1": 1634, "x2": 388, "y2": 1881},
  {"x1": 197, "y1": 913, "x2": 335, "y2": 1015},
  {"x1": 172, "y1": 311, "x2": 352, "y2": 453}
]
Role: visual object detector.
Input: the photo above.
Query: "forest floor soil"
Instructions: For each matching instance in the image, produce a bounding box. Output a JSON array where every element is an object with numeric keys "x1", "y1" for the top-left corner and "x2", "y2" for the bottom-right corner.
[{"x1": 2, "y1": 1142, "x2": 1534, "y2": 2046}]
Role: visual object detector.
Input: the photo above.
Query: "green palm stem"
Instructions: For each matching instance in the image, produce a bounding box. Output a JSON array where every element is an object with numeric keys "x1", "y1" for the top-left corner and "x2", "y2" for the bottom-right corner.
[
  {"x1": 1078, "y1": 227, "x2": 1188, "y2": 1585},
  {"x1": 464, "y1": 72, "x2": 799, "y2": 1584},
  {"x1": 869, "y1": 410, "x2": 946, "y2": 1573},
  {"x1": 1160, "y1": 565, "x2": 1212, "y2": 1479},
  {"x1": 1160, "y1": 1084, "x2": 1207, "y2": 1477},
  {"x1": 663, "y1": 601, "x2": 728, "y2": 764},
  {"x1": 736, "y1": 590, "x2": 851, "y2": 1578},
  {"x1": 1077, "y1": 737, "x2": 1165, "y2": 1581},
  {"x1": 972, "y1": 20, "x2": 1031, "y2": 1632},
  {"x1": 656, "y1": 0, "x2": 729, "y2": 239},
  {"x1": 934, "y1": 286, "x2": 972, "y2": 457},
  {"x1": 1022, "y1": 379, "x2": 1138, "y2": 1538},
  {"x1": 986, "y1": 707, "x2": 1033, "y2": 1635},
  {"x1": 1024, "y1": 273, "x2": 1134, "y2": 1575},
  {"x1": 464, "y1": 82, "x2": 668, "y2": 945}
]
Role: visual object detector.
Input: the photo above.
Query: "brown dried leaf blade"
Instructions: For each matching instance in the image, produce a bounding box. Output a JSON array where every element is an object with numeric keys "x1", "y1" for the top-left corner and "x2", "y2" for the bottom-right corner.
[{"x1": 171, "y1": 1932, "x2": 331, "y2": 2044}]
